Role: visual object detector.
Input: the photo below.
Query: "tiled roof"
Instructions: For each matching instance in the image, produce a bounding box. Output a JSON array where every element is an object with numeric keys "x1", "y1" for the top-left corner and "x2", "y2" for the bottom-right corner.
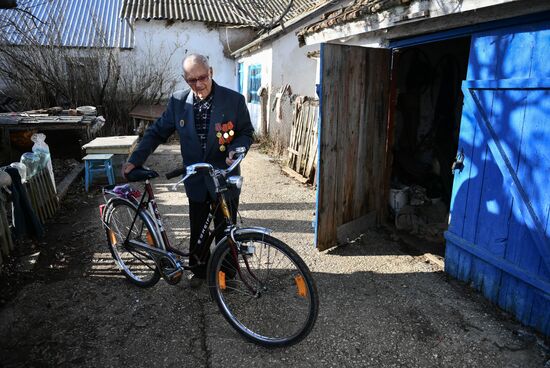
[
  {"x1": 120, "y1": 0, "x2": 322, "y2": 26},
  {"x1": 0, "y1": 0, "x2": 134, "y2": 48},
  {"x1": 297, "y1": 0, "x2": 409, "y2": 39}
]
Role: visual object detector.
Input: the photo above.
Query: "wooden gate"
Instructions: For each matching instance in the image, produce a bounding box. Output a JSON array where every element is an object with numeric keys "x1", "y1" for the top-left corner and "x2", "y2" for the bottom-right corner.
[
  {"x1": 445, "y1": 22, "x2": 550, "y2": 335},
  {"x1": 316, "y1": 44, "x2": 391, "y2": 251}
]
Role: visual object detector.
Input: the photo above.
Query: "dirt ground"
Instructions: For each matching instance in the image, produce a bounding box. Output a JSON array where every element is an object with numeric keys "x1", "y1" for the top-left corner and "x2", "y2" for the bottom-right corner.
[{"x1": 0, "y1": 144, "x2": 549, "y2": 368}]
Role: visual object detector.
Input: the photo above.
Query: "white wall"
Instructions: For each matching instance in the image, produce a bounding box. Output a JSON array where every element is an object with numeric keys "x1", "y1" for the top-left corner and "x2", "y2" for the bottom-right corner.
[
  {"x1": 129, "y1": 21, "x2": 239, "y2": 92},
  {"x1": 237, "y1": 48, "x2": 272, "y2": 133},
  {"x1": 238, "y1": 34, "x2": 320, "y2": 144},
  {"x1": 271, "y1": 32, "x2": 319, "y2": 97}
]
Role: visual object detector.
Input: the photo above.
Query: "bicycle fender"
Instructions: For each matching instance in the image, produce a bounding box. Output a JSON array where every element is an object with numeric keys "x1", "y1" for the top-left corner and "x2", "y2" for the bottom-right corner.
[
  {"x1": 214, "y1": 226, "x2": 273, "y2": 249},
  {"x1": 234, "y1": 226, "x2": 273, "y2": 236}
]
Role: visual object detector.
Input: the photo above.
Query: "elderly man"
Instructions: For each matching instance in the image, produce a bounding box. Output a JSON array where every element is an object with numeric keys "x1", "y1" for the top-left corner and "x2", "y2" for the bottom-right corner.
[{"x1": 122, "y1": 54, "x2": 254, "y2": 286}]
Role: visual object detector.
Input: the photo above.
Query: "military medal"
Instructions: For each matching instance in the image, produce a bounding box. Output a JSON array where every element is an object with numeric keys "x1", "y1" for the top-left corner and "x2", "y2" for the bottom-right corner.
[{"x1": 215, "y1": 120, "x2": 235, "y2": 152}]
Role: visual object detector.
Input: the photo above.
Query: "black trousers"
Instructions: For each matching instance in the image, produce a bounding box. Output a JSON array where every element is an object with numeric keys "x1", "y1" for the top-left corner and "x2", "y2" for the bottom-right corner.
[{"x1": 188, "y1": 196, "x2": 238, "y2": 278}]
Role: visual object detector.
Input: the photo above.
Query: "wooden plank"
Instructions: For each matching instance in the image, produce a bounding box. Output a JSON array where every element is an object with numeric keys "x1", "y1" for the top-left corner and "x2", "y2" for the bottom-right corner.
[
  {"x1": 287, "y1": 103, "x2": 298, "y2": 166},
  {"x1": 305, "y1": 105, "x2": 319, "y2": 180},
  {"x1": 82, "y1": 135, "x2": 138, "y2": 155},
  {"x1": 336, "y1": 211, "x2": 376, "y2": 244},
  {"x1": 294, "y1": 106, "x2": 305, "y2": 172},
  {"x1": 287, "y1": 147, "x2": 299, "y2": 155},
  {"x1": 464, "y1": 78, "x2": 550, "y2": 90},
  {"x1": 445, "y1": 231, "x2": 550, "y2": 295},
  {"x1": 57, "y1": 163, "x2": 84, "y2": 201},
  {"x1": 302, "y1": 103, "x2": 316, "y2": 174},
  {"x1": 299, "y1": 103, "x2": 312, "y2": 174},
  {"x1": 281, "y1": 167, "x2": 308, "y2": 184}
]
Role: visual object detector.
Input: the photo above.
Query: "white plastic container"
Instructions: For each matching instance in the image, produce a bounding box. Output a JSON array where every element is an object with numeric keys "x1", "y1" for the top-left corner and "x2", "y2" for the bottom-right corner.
[{"x1": 389, "y1": 186, "x2": 409, "y2": 213}]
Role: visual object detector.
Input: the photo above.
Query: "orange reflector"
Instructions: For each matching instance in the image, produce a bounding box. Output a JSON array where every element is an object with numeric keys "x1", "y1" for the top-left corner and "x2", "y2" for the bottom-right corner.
[
  {"x1": 295, "y1": 275, "x2": 307, "y2": 297},
  {"x1": 218, "y1": 271, "x2": 226, "y2": 290},
  {"x1": 146, "y1": 231, "x2": 155, "y2": 246},
  {"x1": 108, "y1": 230, "x2": 117, "y2": 245}
]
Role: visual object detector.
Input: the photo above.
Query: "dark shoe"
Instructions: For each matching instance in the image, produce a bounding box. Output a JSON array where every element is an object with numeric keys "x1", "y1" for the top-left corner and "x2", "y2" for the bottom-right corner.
[{"x1": 187, "y1": 274, "x2": 205, "y2": 289}]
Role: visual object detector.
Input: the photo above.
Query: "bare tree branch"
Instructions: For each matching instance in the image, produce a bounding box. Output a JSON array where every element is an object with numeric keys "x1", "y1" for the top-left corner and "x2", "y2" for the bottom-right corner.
[{"x1": 0, "y1": 7, "x2": 179, "y2": 134}]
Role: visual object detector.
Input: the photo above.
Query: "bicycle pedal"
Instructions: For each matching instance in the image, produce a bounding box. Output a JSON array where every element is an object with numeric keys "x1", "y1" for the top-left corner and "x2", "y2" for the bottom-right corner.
[{"x1": 164, "y1": 267, "x2": 184, "y2": 284}]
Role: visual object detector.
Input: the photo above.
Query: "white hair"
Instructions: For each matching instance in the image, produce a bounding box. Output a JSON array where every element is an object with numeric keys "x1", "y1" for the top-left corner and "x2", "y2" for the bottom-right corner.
[{"x1": 183, "y1": 54, "x2": 210, "y2": 69}]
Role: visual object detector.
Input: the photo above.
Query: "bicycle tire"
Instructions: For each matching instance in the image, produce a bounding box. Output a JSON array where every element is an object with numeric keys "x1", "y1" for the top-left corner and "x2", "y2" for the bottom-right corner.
[
  {"x1": 104, "y1": 198, "x2": 161, "y2": 287},
  {"x1": 207, "y1": 233, "x2": 319, "y2": 347}
]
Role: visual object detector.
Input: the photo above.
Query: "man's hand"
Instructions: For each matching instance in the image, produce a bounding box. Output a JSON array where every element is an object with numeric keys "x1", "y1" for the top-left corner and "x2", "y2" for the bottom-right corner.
[
  {"x1": 121, "y1": 162, "x2": 136, "y2": 178},
  {"x1": 225, "y1": 151, "x2": 236, "y2": 166}
]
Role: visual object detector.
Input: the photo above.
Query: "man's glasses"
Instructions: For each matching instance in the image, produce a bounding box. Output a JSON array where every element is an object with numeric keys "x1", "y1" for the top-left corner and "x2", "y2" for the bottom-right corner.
[{"x1": 184, "y1": 74, "x2": 210, "y2": 85}]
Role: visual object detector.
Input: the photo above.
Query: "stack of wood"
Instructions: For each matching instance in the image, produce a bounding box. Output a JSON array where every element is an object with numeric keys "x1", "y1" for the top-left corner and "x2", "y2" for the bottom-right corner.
[{"x1": 284, "y1": 96, "x2": 319, "y2": 184}]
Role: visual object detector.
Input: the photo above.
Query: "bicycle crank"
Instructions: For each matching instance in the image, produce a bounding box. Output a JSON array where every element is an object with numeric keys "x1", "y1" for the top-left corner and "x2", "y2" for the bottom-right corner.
[{"x1": 127, "y1": 240, "x2": 183, "y2": 284}]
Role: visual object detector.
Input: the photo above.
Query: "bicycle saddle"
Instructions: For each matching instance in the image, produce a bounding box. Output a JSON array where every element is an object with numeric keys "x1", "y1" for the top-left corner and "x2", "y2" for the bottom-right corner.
[{"x1": 126, "y1": 167, "x2": 159, "y2": 182}]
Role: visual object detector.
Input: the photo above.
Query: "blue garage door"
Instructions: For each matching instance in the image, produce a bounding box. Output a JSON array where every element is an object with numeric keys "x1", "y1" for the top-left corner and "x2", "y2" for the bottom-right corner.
[{"x1": 445, "y1": 22, "x2": 550, "y2": 335}]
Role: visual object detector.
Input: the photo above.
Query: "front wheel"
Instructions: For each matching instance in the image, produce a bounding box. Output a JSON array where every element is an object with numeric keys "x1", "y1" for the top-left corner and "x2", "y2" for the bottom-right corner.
[{"x1": 207, "y1": 233, "x2": 319, "y2": 347}]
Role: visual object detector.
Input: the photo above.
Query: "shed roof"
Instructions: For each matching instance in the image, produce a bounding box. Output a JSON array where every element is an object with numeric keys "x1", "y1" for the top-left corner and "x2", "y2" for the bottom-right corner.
[
  {"x1": 0, "y1": 0, "x2": 134, "y2": 49},
  {"x1": 297, "y1": 0, "x2": 409, "y2": 41},
  {"x1": 120, "y1": 0, "x2": 322, "y2": 26},
  {"x1": 232, "y1": 0, "x2": 336, "y2": 57}
]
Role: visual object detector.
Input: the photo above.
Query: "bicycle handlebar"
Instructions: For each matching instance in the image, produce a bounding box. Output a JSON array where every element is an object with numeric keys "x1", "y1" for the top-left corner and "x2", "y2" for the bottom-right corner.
[
  {"x1": 167, "y1": 147, "x2": 247, "y2": 188},
  {"x1": 165, "y1": 168, "x2": 185, "y2": 180}
]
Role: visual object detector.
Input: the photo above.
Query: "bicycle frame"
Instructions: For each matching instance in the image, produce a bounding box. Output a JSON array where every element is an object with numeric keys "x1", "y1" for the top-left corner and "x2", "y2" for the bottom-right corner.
[
  {"x1": 103, "y1": 149, "x2": 274, "y2": 286},
  {"x1": 111, "y1": 178, "x2": 238, "y2": 272}
]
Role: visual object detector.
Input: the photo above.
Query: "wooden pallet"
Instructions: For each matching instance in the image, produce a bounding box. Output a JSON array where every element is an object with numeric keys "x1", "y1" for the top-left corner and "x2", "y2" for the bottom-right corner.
[{"x1": 286, "y1": 97, "x2": 319, "y2": 184}]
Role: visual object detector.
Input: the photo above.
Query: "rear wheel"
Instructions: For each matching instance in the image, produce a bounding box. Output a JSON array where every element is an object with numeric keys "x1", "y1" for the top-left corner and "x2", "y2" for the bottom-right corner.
[
  {"x1": 207, "y1": 233, "x2": 319, "y2": 347},
  {"x1": 104, "y1": 199, "x2": 160, "y2": 287}
]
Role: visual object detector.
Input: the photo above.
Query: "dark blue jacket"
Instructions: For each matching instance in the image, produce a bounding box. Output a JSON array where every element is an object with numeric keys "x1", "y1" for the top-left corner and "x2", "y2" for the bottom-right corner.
[{"x1": 128, "y1": 82, "x2": 254, "y2": 201}]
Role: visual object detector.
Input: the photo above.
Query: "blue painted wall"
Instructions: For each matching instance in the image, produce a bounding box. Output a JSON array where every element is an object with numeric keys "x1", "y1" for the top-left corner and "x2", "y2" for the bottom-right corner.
[{"x1": 445, "y1": 21, "x2": 550, "y2": 335}]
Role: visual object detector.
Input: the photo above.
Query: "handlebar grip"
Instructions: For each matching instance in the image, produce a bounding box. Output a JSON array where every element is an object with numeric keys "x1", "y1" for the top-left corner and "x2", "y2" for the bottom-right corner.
[{"x1": 166, "y1": 168, "x2": 185, "y2": 180}]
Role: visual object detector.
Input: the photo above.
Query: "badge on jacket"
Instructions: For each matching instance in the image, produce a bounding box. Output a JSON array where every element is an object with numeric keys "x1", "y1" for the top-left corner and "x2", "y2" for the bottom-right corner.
[{"x1": 179, "y1": 119, "x2": 185, "y2": 127}]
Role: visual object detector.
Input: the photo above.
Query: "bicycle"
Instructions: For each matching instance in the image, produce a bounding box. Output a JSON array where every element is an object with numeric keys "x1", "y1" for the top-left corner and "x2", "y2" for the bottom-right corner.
[{"x1": 99, "y1": 147, "x2": 319, "y2": 347}]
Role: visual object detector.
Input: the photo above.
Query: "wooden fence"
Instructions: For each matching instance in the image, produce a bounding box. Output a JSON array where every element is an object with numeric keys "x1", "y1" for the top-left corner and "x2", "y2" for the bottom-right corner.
[
  {"x1": 0, "y1": 167, "x2": 59, "y2": 266},
  {"x1": 285, "y1": 97, "x2": 319, "y2": 184},
  {"x1": 0, "y1": 190, "x2": 14, "y2": 267}
]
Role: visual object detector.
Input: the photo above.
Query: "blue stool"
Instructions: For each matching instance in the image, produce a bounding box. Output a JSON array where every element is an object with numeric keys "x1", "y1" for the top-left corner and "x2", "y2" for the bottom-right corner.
[{"x1": 83, "y1": 154, "x2": 115, "y2": 191}]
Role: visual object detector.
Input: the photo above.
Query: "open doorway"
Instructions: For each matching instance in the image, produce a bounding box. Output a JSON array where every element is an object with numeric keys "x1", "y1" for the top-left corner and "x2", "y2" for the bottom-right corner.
[{"x1": 388, "y1": 37, "x2": 471, "y2": 259}]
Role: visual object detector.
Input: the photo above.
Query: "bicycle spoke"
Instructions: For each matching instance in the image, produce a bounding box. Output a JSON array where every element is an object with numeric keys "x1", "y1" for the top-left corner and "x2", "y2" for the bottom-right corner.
[
  {"x1": 209, "y1": 234, "x2": 318, "y2": 346},
  {"x1": 106, "y1": 200, "x2": 160, "y2": 287}
]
